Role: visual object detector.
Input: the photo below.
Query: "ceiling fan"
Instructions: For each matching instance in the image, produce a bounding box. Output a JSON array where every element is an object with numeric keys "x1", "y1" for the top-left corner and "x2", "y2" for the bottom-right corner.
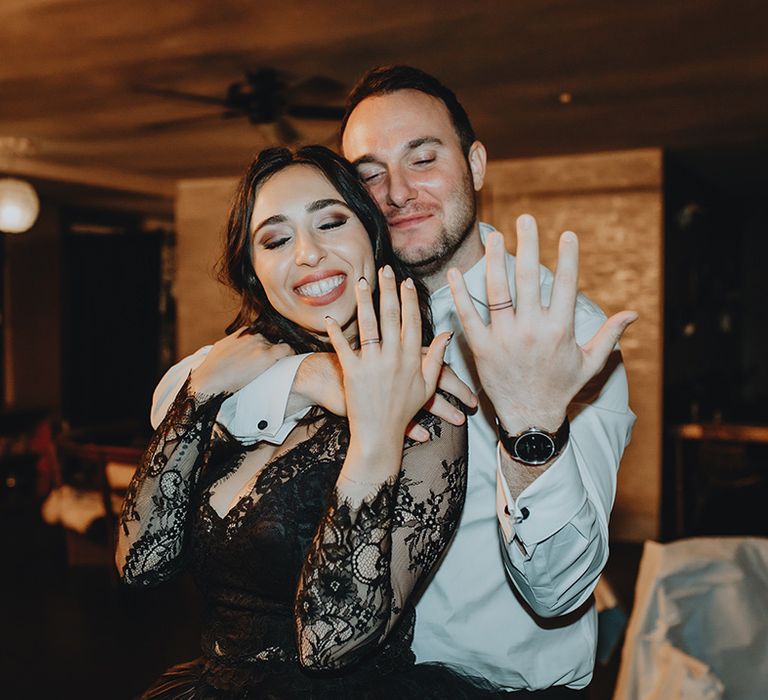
[{"x1": 134, "y1": 68, "x2": 347, "y2": 143}]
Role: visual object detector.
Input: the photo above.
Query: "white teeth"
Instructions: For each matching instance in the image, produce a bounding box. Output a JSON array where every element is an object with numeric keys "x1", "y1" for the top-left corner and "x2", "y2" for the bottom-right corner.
[{"x1": 296, "y1": 275, "x2": 345, "y2": 298}]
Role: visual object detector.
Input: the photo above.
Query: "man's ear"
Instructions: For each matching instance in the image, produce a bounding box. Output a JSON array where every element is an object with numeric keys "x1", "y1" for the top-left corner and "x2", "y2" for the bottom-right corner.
[{"x1": 468, "y1": 141, "x2": 487, "y2": 192}]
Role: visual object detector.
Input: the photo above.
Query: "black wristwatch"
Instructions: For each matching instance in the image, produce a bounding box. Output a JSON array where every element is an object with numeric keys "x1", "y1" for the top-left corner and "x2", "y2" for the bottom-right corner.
[{"x1": 496, "y1": 417, "x2": 570, "y2": 466}]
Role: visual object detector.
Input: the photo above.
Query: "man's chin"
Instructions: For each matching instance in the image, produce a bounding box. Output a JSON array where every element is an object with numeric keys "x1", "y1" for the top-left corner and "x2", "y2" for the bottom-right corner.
[{"x1": 394, "y1": 246, "x2": 448, "y2": 274}]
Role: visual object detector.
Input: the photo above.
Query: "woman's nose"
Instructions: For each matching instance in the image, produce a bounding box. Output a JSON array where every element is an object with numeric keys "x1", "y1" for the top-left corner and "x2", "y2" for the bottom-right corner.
[{"x1": 294, "y1": 230, "x2": 324, "y2": 266}]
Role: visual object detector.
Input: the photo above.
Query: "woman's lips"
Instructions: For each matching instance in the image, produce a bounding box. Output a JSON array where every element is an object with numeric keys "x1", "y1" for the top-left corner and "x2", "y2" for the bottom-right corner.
[{"x1": 293, "y1": 273, "x2": 347, "y2": 306}]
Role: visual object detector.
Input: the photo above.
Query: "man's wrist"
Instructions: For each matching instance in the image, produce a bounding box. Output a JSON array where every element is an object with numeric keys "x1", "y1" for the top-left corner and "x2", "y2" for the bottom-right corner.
[{"x1": 496, "y1": 406, "x2": 567, "y2": 436}]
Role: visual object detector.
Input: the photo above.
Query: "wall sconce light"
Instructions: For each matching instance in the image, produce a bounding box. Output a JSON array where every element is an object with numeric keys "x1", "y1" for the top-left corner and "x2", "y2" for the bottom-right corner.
[
  {"x1": 0, "y1": 137, "x2": 40, "y2": 234},
  {"x1": 0, "y1": 177, "x2": 40, "y2": 233}
]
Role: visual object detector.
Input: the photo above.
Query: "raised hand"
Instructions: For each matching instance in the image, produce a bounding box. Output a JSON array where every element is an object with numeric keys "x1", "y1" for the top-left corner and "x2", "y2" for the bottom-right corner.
[
  {"x1": 189, "y1": 329, "x2": 294, "y2": 396},
  {"x1": 325, "y1": 265, "x2": 452, "y2": 472},
  {"x1": 447, "y1": 214, "x2": 637, "y2": 436}
]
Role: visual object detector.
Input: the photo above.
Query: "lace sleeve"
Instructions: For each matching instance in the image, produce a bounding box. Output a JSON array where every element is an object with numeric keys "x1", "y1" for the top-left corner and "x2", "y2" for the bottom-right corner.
[
  {"x1": 116, "y1": 375, "x2": 229, "y2": 587},
  {"x1": 294, "y1": 395, "x2": 468, "y2": 670}
]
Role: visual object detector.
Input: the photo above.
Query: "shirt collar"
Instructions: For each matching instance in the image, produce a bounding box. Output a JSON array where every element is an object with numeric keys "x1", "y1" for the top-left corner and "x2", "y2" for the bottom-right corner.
[{"x1": 430, "y1": 222, "x2": 496, "y2": 322}]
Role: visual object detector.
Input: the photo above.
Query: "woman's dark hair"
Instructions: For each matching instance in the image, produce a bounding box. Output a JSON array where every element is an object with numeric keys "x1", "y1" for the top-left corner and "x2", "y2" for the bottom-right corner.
[
  {"x1": 340, "y1": 65, "x2": 476, "y2": 157},
  {"x1": 219, "y1": 145, "x2": 433, "y2": 353}
]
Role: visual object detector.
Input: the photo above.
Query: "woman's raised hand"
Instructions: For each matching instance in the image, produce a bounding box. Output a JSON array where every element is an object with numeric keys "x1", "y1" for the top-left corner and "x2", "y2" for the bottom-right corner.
[
  {"x1": 189, "y1": 329, "x2": 294, "y2": 397},
  {"x1": 325, "y1": 265, "x2": 452, "y2": 450}
]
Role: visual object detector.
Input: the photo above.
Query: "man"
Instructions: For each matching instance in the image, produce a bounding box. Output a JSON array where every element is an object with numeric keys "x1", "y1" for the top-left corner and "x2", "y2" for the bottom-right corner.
[{"x1": 152, "y1": 66, "x2": 636, "y2": 696}]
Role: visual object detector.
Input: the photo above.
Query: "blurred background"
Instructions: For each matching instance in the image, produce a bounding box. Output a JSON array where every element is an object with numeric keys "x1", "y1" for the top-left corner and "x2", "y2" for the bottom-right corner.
[{"x1": 1, "y1": 1, "x2": 767, "y2": 697}]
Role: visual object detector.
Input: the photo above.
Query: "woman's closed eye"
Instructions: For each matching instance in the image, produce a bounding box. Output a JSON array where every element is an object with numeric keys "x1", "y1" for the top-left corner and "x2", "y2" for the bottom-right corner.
[
  {"x1": 318, "y1": 216, "x2": 349, "y2": 231},
  {"x1": 261, "y1": 235, "x2": 290, "y2": 250}
]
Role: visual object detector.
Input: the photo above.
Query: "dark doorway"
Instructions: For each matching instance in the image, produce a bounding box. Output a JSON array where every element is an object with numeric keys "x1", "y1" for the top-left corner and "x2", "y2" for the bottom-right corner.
[{"x1": 61, "y1": 211, "x2": 163, "y2": 436}]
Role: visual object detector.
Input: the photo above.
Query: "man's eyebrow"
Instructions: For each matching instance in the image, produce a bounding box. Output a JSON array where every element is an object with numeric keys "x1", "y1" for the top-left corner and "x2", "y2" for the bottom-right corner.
[
  {"x1": 306, "y1": 198, "x2": 347, "y2": 213},
  {"x1": 406, "y1": 137, "x2": 443, "y2": 150},
  {"x1": 351, "y1": 137, "x2": 444, "y2": 168}
]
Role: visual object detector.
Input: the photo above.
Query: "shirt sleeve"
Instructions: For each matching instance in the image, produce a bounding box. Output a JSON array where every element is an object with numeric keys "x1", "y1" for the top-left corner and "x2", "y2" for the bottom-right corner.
[
  {"x1": 150, "y1": 349, "x2": 311, "y2": 445},
  {"x1": 496, "y1": 296, "x2": 636, "y2": 618}
]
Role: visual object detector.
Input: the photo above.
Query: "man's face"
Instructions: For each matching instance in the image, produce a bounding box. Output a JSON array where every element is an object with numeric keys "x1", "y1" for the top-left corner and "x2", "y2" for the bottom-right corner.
[{"x1": 342, "y1": 89, "x2": 486, "y2": 276}]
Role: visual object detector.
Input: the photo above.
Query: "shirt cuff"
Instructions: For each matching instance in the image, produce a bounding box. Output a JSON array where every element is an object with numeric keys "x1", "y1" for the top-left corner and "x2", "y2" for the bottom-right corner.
[
  {"x1": 496, "y1": 440, "x2": 588, "y2": 546},
  {"x1": 224, "y1": 353, "x2": 311, "y2": 445}
]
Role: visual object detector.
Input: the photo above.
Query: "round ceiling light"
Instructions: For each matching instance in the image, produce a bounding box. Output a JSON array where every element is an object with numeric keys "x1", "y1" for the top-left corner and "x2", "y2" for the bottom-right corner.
[{"x1": 0, "y1": 177, "x2": 40, "y2": 233}]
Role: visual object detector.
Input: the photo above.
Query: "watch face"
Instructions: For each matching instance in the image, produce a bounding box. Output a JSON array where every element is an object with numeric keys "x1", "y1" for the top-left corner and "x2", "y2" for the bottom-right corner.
[{"x1": 514, "y1": 431, "x2": 556, "y2": 465}]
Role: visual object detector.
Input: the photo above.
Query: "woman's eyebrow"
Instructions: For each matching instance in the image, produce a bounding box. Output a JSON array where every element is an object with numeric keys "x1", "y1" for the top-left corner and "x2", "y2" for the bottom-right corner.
[
  {"x1": 252, "y1": 214, "x2": 287, "y2": 235},
  {"x1": 306, "y1": 198, "x2": 348, "y2": 213}
]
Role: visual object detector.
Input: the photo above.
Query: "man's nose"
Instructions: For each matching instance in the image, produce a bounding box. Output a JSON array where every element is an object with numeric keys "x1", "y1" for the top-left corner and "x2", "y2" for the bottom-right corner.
[
  {"x1": 294, "y1": 230, "x2": 324, "y2": 266},
  {"x1": 386, "y1": 169, "x2": 417, "y2": 208}
]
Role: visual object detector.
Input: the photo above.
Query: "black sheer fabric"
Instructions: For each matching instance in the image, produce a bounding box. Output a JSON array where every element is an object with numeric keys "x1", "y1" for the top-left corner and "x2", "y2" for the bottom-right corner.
[{"x1": 117, "y1": 377, "x2": 494, "y2": 698}]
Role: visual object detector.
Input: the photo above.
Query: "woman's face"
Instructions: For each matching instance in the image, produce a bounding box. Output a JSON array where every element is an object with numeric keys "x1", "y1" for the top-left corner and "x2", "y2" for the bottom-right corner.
[{"x1": 250, "y1": 164, "x2": 375, "y2": 336}]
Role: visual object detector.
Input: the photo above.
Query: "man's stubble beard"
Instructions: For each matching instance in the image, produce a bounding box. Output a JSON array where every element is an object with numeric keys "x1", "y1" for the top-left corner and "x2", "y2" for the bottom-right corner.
[{"x1": 391, "y1": 168, "x2": 477, "y2": 279}]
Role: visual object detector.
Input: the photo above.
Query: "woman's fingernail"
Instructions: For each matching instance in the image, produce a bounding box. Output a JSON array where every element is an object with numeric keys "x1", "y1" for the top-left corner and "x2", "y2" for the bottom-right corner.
[
  {"x1": 404, "y1": 277, "x2": 415, "y2": 289},
  {"x1": 445, "y1": 331, "x2": 454, "y2": 346},
  {"x1": 382, "y1": 265, "x2": 394, "y2": 278},
  {"x1": 358, "y1": 277, "x2": 369, "y2": 290},
  {"x1": 324, "y1": 315, "x2": 333, "y2": 323}
]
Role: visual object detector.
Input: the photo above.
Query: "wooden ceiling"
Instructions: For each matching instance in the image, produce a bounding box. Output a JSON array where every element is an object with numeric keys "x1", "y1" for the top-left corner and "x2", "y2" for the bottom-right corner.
[{"x1": 1, "y1": 0, "x2": 767, "y2": 190}]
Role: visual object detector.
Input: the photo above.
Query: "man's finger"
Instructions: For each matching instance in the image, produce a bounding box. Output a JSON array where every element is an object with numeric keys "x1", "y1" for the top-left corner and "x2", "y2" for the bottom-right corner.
[
  {"x1": 424, "y1": 392, "x2": 466, "y2": 427},
  {"x1": 436, "y1": 364, "x2": 477, "y2": 408},
  {"x1": 448, "y1": 268, "x2": 488, "y2": 351},
  {"x1": 405, "y1": 420, "x2": 431, "y2": 443},
  {"x1": 514, "y1": 214, "x2": 542, "y2": 317},
  {"x1": 485, "y1": 231, "x2": 515, "y2": 319},
  {"x1": 582, "y1": 311, "x2": 638, "y2": 376},
  {"x1": 548, "y1": 230, "x2": 579, "y2": 329}
]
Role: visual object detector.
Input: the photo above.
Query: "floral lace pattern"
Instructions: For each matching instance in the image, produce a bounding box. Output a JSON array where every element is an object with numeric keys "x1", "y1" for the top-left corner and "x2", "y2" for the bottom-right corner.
[{"x1": 117, "y1": 379, "x2": 468, "y2": 688}]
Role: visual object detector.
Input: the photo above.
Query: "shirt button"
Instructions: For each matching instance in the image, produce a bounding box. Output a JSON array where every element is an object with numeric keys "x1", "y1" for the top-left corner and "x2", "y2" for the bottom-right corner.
[{"x1": 257, "y1": 419, "x2": 268, "y2": 430}]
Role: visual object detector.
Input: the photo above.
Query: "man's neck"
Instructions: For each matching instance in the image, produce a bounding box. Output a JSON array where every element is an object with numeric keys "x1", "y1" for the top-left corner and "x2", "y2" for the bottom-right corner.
[{"x1": 420, "y1": 223, "x2": 485, "y2": 293}]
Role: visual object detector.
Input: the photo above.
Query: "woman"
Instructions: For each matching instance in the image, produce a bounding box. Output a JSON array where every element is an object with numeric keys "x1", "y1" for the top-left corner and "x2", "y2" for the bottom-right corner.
[{"x1": 116, "y1": 146, "x2": 478, "y2": 698}]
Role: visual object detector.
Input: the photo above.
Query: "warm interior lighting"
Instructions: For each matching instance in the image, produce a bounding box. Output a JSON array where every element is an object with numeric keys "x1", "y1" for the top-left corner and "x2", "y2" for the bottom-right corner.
[{"x1": 0, "y1": 177, "x2": 40, "y2": 233}]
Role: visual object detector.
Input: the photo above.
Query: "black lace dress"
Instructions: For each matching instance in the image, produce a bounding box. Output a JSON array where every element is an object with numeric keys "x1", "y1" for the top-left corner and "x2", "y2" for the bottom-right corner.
[{"x1": 117, "y1": 378, "x2": 488, "y2": 699}]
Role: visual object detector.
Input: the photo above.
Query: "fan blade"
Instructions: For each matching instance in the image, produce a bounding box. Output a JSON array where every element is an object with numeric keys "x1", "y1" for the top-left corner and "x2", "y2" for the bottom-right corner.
[
  {"x1": 286, "y1": 104, "x2": 346, "y2": 121},
  {"x1": 289, "y1": 75, "x2": 346, "y2": 96},
  {"x1": 275, "y1": 117, "x2": 299, "y2": 144},
  {"x1": 132, "y1": 85, "x2": 230, "y2": 107},
  {"x1": 138, "y1": 111, "x2": 244, "y2": 133}
]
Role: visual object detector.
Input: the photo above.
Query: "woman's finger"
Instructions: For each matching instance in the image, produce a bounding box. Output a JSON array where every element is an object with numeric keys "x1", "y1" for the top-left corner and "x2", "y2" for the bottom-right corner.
[
  {"x1": 400, "y1": 278, "x2": 422, "y2": 354},
  {"x1": 378, "y1": 265, "x2": 400, "y2": 347},
  {"x1": 355, "y1": 276, "x2": 380, "y2": 351},
  {"x1": 324, "y1": 315, "x2": 356, "y2": 367},
  {"x1": 421, "y1": 332, "x2": 452, "y2": 395}
]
